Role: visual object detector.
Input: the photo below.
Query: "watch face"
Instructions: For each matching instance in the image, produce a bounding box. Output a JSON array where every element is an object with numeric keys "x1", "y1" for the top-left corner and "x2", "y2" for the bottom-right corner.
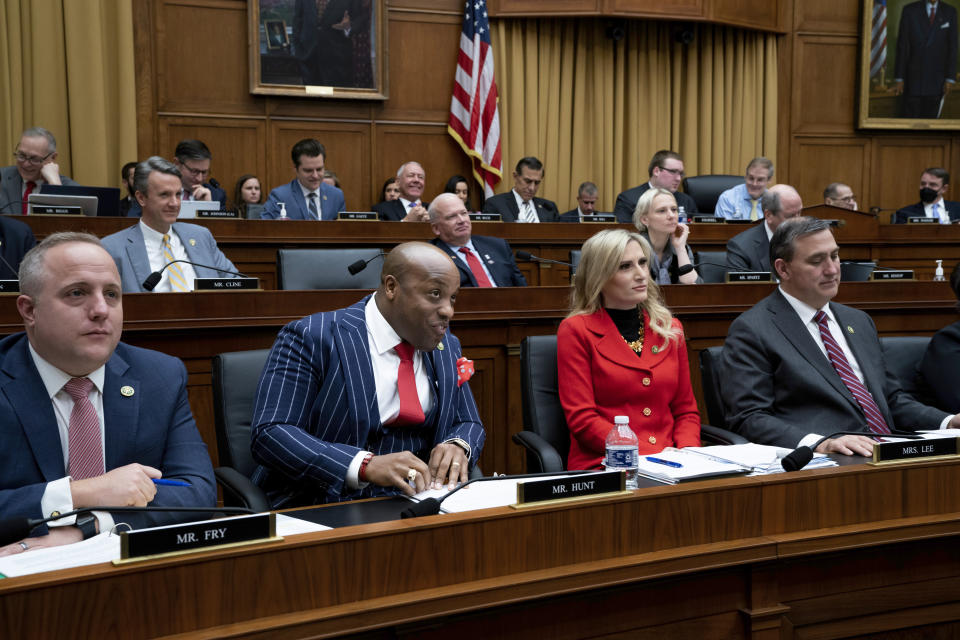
[{"x1": 76, "y1": 514, "x2": 98, "y2": 539}]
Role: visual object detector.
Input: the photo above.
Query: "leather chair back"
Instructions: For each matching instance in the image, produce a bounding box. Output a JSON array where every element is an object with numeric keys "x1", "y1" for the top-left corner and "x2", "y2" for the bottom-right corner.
[
  {"x1": 212, "y1": 349, "x2": 271, "y2": 476},
  {"x1": 277, "y1": 248, "x2": 382, "y2": 290},
  {"x1": 840, "y1": 261, "x2": 876, "y2": 281},
  {"x1": 520, "y1": 335, "x2": 570, "y2": 470},
  {"x1": 698, "y1": 345, "x2": 727, "y2": 429},
  {"x1": 682, "y1": 175, "x2": 743, "y2": 214},
  {"x1": 695, "y1": 250, "x2": 728, "y2": 283},
  {"x1": 880, "y1": 336, "x2": 931, "y2": 402}
]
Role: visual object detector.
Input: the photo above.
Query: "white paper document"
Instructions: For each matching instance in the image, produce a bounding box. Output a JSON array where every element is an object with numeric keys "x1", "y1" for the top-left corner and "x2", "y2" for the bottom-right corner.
[
  {"x1": 687, "y1": 443, "x2": 836, "y2": 475},
  {"x1": 410, "y1": 474, "x2": 587, "y2": 513},
  {"x1": 634, "y1": 448, "x2": 751, "y2": 484}
]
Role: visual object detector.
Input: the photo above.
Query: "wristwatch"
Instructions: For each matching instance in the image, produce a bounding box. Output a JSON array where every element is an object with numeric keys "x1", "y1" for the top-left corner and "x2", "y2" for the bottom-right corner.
[{"x1": 74, "y1": 513, "x2": 98, "y2": 540}]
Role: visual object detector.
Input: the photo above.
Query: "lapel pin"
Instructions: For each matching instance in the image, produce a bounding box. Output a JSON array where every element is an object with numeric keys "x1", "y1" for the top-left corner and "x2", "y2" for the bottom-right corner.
[
  {"x1": 437, "y1": 342, "x2": 444, "y2": 351},
  {"x1": 120, "y1": 385, "x2": 135, "y2": 397},
  {"x1": 847, "y1": 326, "x2": 855, "y2": 334},
  {"x1": 189, "y1": 238, "x2": 196, "y2": 246},
  {"x1": 651, "y1": 345, "x2": 660, "y2": 354},
  {"x1": 323, "y1": 195, "x2": 327, "y2": 201}
]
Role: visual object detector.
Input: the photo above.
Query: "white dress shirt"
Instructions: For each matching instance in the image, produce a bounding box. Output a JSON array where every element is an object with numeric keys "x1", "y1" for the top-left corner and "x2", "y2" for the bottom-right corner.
[
  {"x1": 512, "y1": 190, "x2": 539, "y2": 223},
  {"x1": 924, "y1": 197, "x2": 951, "y2": 224},
  {"x1": 298, "y1": 182, "x2": 322, "y2": 219},
  {"x1": 445, "y1": 238, "x2": 498, "y2": 287},
  {"x1": 139, "y1": 221, "x2": 198, "y2": 292}
]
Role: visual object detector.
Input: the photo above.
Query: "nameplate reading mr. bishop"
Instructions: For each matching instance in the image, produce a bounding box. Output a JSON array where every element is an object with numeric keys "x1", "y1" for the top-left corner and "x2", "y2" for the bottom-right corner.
[{"x1": 517, "y1": 471, "x2": 624, "y2": 505}]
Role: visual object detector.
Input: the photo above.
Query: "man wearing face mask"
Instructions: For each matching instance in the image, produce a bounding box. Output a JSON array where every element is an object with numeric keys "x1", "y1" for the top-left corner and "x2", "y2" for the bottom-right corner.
[{"x1": 894, "y1": 168, "x2": 960, "y2": 224}]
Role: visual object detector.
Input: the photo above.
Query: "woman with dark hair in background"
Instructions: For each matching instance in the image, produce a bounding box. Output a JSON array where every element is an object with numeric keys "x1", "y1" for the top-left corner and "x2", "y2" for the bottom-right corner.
[
  {"x1": 232, "y1": 174, "x2": 262, "y2": 218},
  {"x1": 373, "y1": 176, "x2": 401, "y2": 209},
  {"x1": 444, "y1": 174, "x2": 472, "y2": 211}
]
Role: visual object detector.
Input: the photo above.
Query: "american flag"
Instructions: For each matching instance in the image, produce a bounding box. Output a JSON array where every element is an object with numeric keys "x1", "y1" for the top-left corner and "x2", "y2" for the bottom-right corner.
[
  {"x1": 448, "y1": 0, "x2": 502, "y2": 198},
  {"x1": 870, "y1": 0, "x2": 887, "y2": 78}
]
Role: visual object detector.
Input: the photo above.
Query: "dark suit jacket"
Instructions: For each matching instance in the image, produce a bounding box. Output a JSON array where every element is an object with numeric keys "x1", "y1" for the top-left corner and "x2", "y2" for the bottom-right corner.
[
  {"x1": 250, "y1": 296, "x2": 486, "y2": 507},
  {"x1": 125, "y1": 183, "x2": 228, "y2": 218},
  {"x1": 919, "y1": 320, "x2": 960, "y2": 413},
  {"x1": 482, "y1": 191, "x2": 559, "y2": 222},
  {"x1": 372, "y1": 199, "x2": 430, "y2": 222},
  {"x1": 613, "y1": 184, "x2": 699, "y2": 224},
  {"x1": 559, "y1": 208, "x2": 581, "y2": 223},
  {"x1": 0, "y1": 334, "x2": 216, "y2": 529},
  {"x1": 720, "y1": 290, "x2": 948, "y2": 448},
  {"x1": 893, "y1": 200, "x2": 960, "y2": 224},
  {"x1": 896, "y1": 1, "x2": 958, "y2": 97},
  {"x1": 0, "y1": 216, "x2": 36, "y2": 279},
  {"x1": 0, "y1": 165, "x2": 79, "y2": 214},
  {"x1": 725, "y1": 222, "x2": 771, "y2": 271},
  {"x1": 261, "y1": 179, "x2": 346, "y2": 220},
  {"x1": 430, "y1": 236, "x2": 527, "y2": 287}
]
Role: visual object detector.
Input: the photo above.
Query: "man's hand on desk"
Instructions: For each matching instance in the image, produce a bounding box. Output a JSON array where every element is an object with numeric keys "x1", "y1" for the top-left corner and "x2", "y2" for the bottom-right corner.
[
  {"x1": 70, "y1": 463, "x2": 160, "y2": 508},
  {"x1": 947, "y1": 415, "x2": 960, "y2": 429},
  {"x1": 429, "y1": 442, "x2": 469, "y2": 490},
  {"x1": 364, "y1": 452, "x2": 430, "y2": 496},
  {"x1": 0, "y1": 526, "x2": 82, "y2": 557},
  {"x1": 814, "y1": 434, "x2": 875, "y2": 457}
]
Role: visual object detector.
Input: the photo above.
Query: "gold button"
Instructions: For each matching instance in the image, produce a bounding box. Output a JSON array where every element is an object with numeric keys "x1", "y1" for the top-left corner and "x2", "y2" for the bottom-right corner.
[
  {"x1": 648, "y1": 436, "x2": 657, "y2": 444},
  {"x1": 642, "y1": 408, "x2": 652, "y2": 416},
  {"x1": 642, "y1": 377, "x2": 651, "y2": 386}
]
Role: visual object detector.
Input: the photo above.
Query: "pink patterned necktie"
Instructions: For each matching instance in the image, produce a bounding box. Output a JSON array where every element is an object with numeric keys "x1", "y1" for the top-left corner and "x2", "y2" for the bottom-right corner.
[
  {"x1": 814, "y1": 311, "x2": 891, "y2": 435},
  {"x1": 64, "y1": 377, "x2": 105, "y2": 479}
]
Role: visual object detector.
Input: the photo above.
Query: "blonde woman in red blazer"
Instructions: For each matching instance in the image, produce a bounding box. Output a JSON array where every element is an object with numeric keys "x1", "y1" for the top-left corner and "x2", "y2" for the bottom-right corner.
[{"x1": 558, "y1": 228, "x2": 701, "y2": 470}]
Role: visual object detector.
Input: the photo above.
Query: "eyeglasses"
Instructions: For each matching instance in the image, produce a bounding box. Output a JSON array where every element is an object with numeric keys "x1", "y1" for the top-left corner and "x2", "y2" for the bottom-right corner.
[
  {"x1": 838, "y1": 194, "x2": 857, "y2": 202},
  {"x1": 180, "y1": 164, "x2": 210, "y2": 177},
  {"x1": 14, "y1": 150, "x2": 54, "y2": 165},
  {"x1": 659, "y1": 167, "x2": 685, "y2": 178}
]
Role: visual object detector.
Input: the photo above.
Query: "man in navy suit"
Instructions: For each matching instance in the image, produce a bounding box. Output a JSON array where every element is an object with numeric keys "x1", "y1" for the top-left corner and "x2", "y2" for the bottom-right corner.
[
  {"x1": 720, "y1": 217, "x2": 958, "y2": 457},
  {"x1": 613, "y1": 150, "x2": 699, "y2": 223},
  {"x1": 428, "y1": 193, "x2": 526, "y2": 287},
  {"x1": 0, "y1": 127, "x2": 78, "y2": 214},
  {"x1": 126, "y1": 139, "x2": 227, "y2": 217},
  {"x1": 372, "y1": 161, "x2": 430, "y2": 222},
  {"x1": 894, "y1": 0, "x2": 958, "y2": 118},
  {"x1": 894, "y1": 167, "x2": 960, "y2": 223},
  {"x1": 261, "y1": 138, "x2": 346, "y2": 220},
  {"x1": 250, "y1": 242, "x2": 485, "y2": 507},
  {"x1": 102, "y1": 157, "x2": 240, "y2": 292},
  {"x1": 559, "y1": 181, "x2": 599, "y2": 222},
  {"x1": 482, "y1": 157, "x2": 559, "y2": 223},
  {"x1": 0, "y1": 215, "x2": 36, "y2": 280},
  {"x1": 726, "y1": 184, "x2": 803, "y2": 272},
  {"x1": 0, "y1": 232, "x2": 215, "y2": 555}
]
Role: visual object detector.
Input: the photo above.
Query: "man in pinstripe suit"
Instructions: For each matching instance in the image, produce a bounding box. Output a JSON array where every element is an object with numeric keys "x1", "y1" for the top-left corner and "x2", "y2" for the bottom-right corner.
[{"x1": 250, "y1": 242, "x2": 485, "y2": 507}]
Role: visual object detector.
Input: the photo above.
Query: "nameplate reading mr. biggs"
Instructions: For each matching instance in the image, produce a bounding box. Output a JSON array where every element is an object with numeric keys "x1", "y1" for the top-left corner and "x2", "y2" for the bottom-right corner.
[
  {"x1": 871, "y1": 436, "x2": 959, "y2": 464},
  {"x1": 118, "y1": 513, "x2": 277, "y2": 562},
  {"x1": 517, "y1": 471, "x2": 624, "y2": 505}
]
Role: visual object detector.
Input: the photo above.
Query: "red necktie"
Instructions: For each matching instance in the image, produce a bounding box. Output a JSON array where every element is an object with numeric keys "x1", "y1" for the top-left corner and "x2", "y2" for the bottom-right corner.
[
  {"x1": 391, "y1": 341, "x2": 425, "y2": 427},
  {"x1": 22, "y1": 181, "x2": 36, "y2": 214},
  {"x1": 64, "y1": 377, "x2": 105, "y2": 479},
  {"x1": 458, "y1": 247, "x2": 493, "y2": 287},
  {"x1": 814, "y1": 311, "x2": 891, "y2": 435}
]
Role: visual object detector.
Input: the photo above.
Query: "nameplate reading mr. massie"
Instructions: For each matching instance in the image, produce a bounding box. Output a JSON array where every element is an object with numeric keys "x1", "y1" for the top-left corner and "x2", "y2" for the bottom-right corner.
[
  {"x1": 194, "y1": 277, "x2": 260, "y2": 290},
  {"x1": 516, "y1": 471, "x2": 624, "y2": 505},
  {"x1": 118, "y1": 513, "x2": 277, "y2": 561},
  {"x1": 872, "y1": 436, "x2": 959, "y2": 464}
]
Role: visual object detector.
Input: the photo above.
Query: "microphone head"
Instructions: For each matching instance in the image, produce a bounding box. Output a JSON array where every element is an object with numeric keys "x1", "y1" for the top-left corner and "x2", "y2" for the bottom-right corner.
[
  {"x1": 347, "y1": 259, "x2": 367, "y2": 276},
  {"x1": 781, "y1": 446, "x2": 814, "y2": 472},
  {"x1": 208, "y1": 178, "x2": 221, "y2": 189},
  {"x1": 516, "y1": 250, "x2": 533, "y2": 261},
  {"x1": 677, "y1": 264, "x2": 695, "y2": 276},
  {"x1": 400, "y1": 498, "x2": 441, "y2": 519},
  {"x1": 142, "y1": 271, "x2": 163, "y2": 291},
  {"x1": 0, "y1": 517, "x2": 34, "y2": 547}
]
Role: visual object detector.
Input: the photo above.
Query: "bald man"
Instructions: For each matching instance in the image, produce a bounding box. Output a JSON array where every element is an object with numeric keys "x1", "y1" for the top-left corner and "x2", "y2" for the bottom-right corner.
[
  {"x1": 250, "y1": 242, "x2": 485, "y2": 507},
  {"x1": 726, "y1": 183, "x2": 803, "y2": 273}
]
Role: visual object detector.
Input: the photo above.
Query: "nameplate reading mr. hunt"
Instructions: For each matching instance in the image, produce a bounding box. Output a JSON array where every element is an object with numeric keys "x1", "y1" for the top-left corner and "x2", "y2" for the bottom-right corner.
[{"x1": 516, "y1": 471, "x2": 624, "y2": 505}]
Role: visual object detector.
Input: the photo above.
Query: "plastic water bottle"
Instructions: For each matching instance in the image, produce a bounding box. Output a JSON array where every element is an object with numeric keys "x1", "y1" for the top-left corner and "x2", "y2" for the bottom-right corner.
[
  {"x1": 934, "y1": 259, "x2": 945, "y2": 282},
  {"x1": 677, "y1": 205, "x2": 687, "y2": 224},
  {"x1": 278, "y1": 202, "x2": 289, "y2": 220},
  {"x1": 605, "y1": 415, "x2": 639, "y2": 489}
]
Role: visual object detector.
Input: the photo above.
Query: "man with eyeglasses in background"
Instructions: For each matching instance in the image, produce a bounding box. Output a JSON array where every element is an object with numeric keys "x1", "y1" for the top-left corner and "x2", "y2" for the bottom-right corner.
[
  {"x1": 613, "y1": 150, "x2": 699, "y2": 223},
  {"x1": 715, "y1": 157, "x2": 774, "y2": 220},
  {"x1": 126, "y1": 139, "x2": 226, "y2": 217},
  {"x1": 823, "y1": 183, "x2": 858, "y2": 211},
  {"x1": 0, "y1": 127, "x2": 78, "y2": 214}
]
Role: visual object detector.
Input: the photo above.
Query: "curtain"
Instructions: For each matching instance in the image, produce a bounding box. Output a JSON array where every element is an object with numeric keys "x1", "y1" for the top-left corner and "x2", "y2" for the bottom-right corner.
[
  {"x1": 0, "y1": 0, "x2": 137, "y2": 188},
  {"x1": 491, "y1": 18, "x2": 778, "y2": 212}
]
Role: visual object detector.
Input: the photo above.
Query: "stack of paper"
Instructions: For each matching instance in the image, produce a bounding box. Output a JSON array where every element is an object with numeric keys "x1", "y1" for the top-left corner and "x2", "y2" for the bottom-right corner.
[
  {"x1": 686, "y1": 443, "x2": 836, "y2": 475},
  {"x1": 633, "y1": 449, "x2": 751, "y2": 484}
]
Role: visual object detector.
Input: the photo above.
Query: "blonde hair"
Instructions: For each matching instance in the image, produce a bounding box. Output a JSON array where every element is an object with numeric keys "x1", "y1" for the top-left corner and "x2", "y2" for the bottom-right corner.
[
  {"x1": 632, "y1": 187, "x2": 676, "y2": 232},
  {"x1": 569, "y1": 228, "x2": 678, "y2": 341}
]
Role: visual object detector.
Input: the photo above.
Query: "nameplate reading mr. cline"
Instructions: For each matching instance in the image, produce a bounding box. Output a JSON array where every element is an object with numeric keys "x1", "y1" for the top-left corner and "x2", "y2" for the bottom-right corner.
[
  {"x1": 338, "y1": 211, "x2": 378, "y2": 221},
  {"x1": 727, "y1": 271, "x2": 773, "y2": 283},
  {"x1": 871, "y1": 436, "x2": 960, "y2": 464},
  {"x1": 470, "y1": 213, "x2": 502, "y2": 222},
  {"x1": 117, "y1": 513, "x2": 278, "y2": 562},
  {"x1": 194, "y1": 277, "x2": 260, "y2": 290},
  {"x1": 516, "y1": 471, "x2": 624, "y2": 505},
  {"x1": 869, "y1": 270, "x2": 914, "y2": 281}
]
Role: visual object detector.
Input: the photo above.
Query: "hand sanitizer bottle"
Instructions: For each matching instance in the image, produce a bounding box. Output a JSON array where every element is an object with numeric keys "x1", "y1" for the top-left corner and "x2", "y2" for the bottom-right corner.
[
  {"x1": 934, "y1": 259, "x2": 945, "y2": 282},
  {"x1": 279, "y1": 202, "x2": 289, "y2": 220}
]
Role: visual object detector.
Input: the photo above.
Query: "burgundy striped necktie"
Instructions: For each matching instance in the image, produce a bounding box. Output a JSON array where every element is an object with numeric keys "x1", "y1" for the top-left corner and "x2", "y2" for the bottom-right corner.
[
  {"x1": 64, "y1": 377, "x2": 105, "y2": 479},
  {"x1": 814, "y1": 311, "x2": 891, "y2": 435}
]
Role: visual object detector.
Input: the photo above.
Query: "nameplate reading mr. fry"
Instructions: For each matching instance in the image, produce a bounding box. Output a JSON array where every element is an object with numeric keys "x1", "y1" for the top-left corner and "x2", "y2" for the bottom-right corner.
[
  {"x1": 517, "y1": 471, "x2": 624, "y2": 505},
  {"x1": 118, "y1": 513, "x2": 277, "y2": 561},
  {"x1": 872, "y1": 436, "x2": 959, "y2": 464}
]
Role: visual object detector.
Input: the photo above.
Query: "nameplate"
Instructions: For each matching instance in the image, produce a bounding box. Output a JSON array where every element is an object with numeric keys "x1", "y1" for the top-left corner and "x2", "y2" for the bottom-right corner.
[
  {"x1": 338, "y1": 211, "x2": 378, "y2": 221},
  {"x1": 194, "y1": 277, "x2": 260, "y2": 290},
  {"x1": 871, "y1": 436, "x2": 959, "y2": 464},
  {"x1": 907, "y1": 216, "x2": 937, "y2": 224},
  {"x1": 579, "y1": 213, "x2": 616, "y2": 223},
  {"x1": 691, "y1": 215, "x2": 724, "y2": 223},
  {"x1": 516, "y1": 471, "x2": 624, "y2": 505},
  {"x1": 30, "y1": 205, "x2": 82, "y2": 215},
  {"x1": 726, "y1": 271, "x2": 772, "y2": 283},
  {"x1": 0, "y1": 280, "x2": 19, "y2": 293},
  {"x1": 869, "y1": 270, "x2": 914, "y2": 281},
  {"x1": 196, "y1": 209, "x2": 238, "y2": 219},
  {"x1": 470, "y1": 213, "x2": 502, "y2": 222},
  {"x1": 117, "y1": 513, "x2": 277, "y2": 562}
]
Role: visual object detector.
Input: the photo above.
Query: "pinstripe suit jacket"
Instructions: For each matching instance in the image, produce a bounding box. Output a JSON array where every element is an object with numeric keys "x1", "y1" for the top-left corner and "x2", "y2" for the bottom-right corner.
[{"x1": 249, "y1": 295, "x2": 485, "y2": 507}]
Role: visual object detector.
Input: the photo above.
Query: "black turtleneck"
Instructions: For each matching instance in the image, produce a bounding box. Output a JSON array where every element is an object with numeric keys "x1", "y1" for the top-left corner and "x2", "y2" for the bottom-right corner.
[{"x1": 604, "y1": 307, "x2": 643, "y2": 343}]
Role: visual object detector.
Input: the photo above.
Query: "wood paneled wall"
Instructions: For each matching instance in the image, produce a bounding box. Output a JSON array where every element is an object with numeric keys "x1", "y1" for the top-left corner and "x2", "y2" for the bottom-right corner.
[{"x1": 782, "y1": 1, "x2": 960, "y2": 215}]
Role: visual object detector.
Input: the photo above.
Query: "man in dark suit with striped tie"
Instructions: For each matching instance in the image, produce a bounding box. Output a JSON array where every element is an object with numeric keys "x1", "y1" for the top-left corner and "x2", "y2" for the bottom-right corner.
[{"x1": 250, "y1": 242, "x2": 485, "y2": 507}]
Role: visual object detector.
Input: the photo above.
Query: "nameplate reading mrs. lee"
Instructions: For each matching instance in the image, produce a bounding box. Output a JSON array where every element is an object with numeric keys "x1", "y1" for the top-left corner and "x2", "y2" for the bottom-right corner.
[
  {"x1": 117, "y1": 513, "x2": 278, "y2": 562},
  {"x1": 871, "y1": 436, "x2": 959, "y2": 464},
  {"x1": 194, "y1": 277, "x2": 260, "y2": 290},
  {"x1": 516, "y1": 471, "x2": 624, "y2": 505}
]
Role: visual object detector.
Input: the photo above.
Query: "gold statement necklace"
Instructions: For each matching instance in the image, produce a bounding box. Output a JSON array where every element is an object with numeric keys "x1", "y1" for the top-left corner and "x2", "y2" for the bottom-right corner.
[{"x1": 624, "y1": 318, "x2": 645, "y2": 355}]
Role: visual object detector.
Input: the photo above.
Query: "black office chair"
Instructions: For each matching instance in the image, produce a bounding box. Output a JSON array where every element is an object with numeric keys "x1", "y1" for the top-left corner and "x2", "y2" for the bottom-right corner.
[
  {"x1": 841, "y1": 261, "x2": 876, "y2": 281},
  {"x1": 211, "y1": 349, "x2": 272, "y2": 511},
  {"x1": 569, "y1": 250, "x2": 581, "y2": 281},
  {"x1": 682, "y1": 175, "x2": 743, "y2": 215},
  {"x1": 698, "y1": 346, "x2": 729, "y2": 429},
  {"x1": 276, "y1": 248, "x2": 382, "y2": 290},
  {"x1": 695, "y1": 250, "x2": 728, "y2": 283},
  {"x1": 880, "y1": 335, "x2": 932, "y2": 402}
]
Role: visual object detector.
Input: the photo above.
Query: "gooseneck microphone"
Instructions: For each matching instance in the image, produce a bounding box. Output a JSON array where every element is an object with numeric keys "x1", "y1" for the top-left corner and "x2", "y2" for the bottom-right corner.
[
  {"x1": 677, "y1": 261, "x2": 729, "y2": 277},
  {"x1": 0, "y1": 241, "x2": 22, "y2": 279},
  {"x1": 780, "y1": 430, "x2": 924, "y2": 472},
  {"x1": 347, "y1": 250, "x2": 385, "y2": 276},
  {"x1": 515, "y1": 250, "x2": 573, "y2": 268},
  {"x1": 0, "y1": 504, "x2": 256, "y2": 547},
  {"x1": 142, "y1": 259, "x2": 250, "y2": 291}
]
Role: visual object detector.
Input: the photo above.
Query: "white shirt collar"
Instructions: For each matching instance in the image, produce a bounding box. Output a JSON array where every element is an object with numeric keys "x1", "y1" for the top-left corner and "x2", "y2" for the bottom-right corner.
[
  {"x1": 364, "y1": 293, "x2": 406, "y2": 356},
  {"x1": 778, "y1": 286, "x2": 835, "y2": 327},
  {"x1": 399, "y1": 196, "x2": 420, "y2": 209},
  {"x1": 298, "y1": 181, "x2": 319, "y2": 200},
  {"x1": 139, "y1": 219, "x2": 174, "y2": 242},
  {"x1": 27, "y1": 341, "x2": 106, "y2": 399}
]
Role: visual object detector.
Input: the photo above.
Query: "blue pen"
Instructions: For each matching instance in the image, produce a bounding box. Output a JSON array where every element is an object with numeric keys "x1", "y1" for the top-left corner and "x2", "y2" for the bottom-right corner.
[
  {"x1": 646, "y1": 456, "x2": 683, "y2": 469},
  {"x1": 153, "y1": 478, "x2": 191, "y2": 487}
]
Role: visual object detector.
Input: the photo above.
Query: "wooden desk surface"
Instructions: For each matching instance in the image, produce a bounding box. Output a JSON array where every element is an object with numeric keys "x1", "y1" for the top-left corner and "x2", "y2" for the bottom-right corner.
[{"x1": 2, "y1": 457, "x2": 960, "y2": 639}]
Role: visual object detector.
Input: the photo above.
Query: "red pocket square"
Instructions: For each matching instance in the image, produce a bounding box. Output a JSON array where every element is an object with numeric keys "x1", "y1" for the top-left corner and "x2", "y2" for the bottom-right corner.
[{"x1": 456, "y1": 357, "x2": 475, "y2": 387}]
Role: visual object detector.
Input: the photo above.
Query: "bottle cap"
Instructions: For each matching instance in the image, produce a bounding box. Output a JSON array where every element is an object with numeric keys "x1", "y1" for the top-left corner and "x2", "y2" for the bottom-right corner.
[{"x1": 614, "y1": 415, "x2": 629, "y2": 424}]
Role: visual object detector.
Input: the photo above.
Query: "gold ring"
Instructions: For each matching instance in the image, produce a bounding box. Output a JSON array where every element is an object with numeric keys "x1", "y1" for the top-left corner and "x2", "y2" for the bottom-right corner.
[
  {"x1": 451, "y1": 461, "x2": 461, "y2": 468},
  {"x1": 407, "y1": 468, "x2": 417, "y2": 482}
]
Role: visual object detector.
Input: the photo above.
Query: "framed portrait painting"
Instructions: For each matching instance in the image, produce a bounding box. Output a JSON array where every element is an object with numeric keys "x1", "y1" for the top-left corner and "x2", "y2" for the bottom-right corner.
[{"x1": 248, "y1": 0, "x2": 387, "y2": 100}]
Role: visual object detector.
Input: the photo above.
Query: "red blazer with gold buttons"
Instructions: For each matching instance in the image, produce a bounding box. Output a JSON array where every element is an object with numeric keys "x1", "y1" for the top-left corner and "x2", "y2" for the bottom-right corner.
[{"x1": 557, "y1": 308, "x2": 701, "y2": 470}]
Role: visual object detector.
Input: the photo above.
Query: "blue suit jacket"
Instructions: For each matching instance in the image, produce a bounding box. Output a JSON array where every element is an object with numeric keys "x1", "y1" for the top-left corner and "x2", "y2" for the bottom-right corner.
[
  {"x1": 261, "y1": 179, "x2": 346, "y2": 220},
  {"x1": 250, "y1": 296, "x2": 485, "y2": 507},
  {"x1": 430, "y1": 236, "x2": 527, "y2": 287},
  {"x1": 893, "y1": 201, "x2": 960, "y2": 224},
  {"x1": 0, "y1": 334, "x2": 216, "y2": 530},
  {"x1": 0, "y1": 215, "x2": 36, "y2": 279},
  {"x1": 101, "y1": 222, "x2": 240, "y2": 292},
  {"x1": 125, "y1": 183, "x2": 228, "y2": 218}
]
